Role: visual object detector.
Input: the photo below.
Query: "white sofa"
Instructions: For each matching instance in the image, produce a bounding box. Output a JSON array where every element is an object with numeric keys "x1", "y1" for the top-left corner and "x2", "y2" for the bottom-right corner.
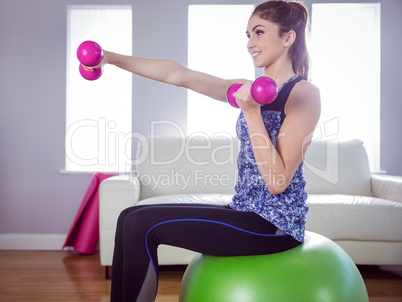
[{"x1": 99, "y1": 136, "x2": 402, "y2": 273}]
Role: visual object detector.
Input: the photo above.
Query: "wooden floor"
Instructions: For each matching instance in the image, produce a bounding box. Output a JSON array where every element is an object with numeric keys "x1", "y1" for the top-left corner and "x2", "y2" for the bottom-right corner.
[{"x1": 0, "y1": 250, "x2": 401, "y2": 302}]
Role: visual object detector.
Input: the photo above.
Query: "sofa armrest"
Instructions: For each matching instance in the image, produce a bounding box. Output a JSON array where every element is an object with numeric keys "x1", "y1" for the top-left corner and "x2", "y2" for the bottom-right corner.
[
  {"x1": 99, "y1": 175, "x2": 141, "y2": 266},
  {"x1": 371, "y1": 174, "x2": 402, "y2": 203}
]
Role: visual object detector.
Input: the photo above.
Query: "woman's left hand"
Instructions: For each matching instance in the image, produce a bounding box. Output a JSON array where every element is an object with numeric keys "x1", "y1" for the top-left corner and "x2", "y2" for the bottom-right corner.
[{"x1": 234, "y1": 81, "x2": 261, "y2": 113}]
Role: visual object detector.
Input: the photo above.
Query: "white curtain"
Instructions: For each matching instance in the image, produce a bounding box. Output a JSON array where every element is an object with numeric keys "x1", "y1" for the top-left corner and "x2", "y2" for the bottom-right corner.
[
  {"x1": 65, "y1": 6, "x2": 132, "y2": 173},
  {"x1": 310, "y1": 3, "x2": 381, "y2": 172},
  {"x1": 187, "y1": 5, "x2": 255, "y2": 136}
]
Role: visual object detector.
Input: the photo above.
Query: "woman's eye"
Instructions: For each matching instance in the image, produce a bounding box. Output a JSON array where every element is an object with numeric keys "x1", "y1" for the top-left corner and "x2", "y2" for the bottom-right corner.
[{"x1": 246, "y1": 30, "x2": 264, "y2": 39}]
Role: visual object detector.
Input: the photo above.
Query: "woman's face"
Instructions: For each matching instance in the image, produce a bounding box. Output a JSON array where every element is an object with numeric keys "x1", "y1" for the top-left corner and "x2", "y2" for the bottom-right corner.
[{"x1": 246, "y1": 15, "x2": 287, "y2": 69}]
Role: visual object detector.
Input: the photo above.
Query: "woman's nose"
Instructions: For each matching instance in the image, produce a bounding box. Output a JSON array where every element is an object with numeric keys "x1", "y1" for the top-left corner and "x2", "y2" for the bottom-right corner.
[{"x1": 247, "y1": 39, "x2": 255, "y2": 51}]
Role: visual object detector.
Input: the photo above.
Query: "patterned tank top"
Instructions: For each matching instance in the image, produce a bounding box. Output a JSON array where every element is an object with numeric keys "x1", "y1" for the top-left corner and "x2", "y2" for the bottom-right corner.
[{"x1": 228, "y1": 75, "x2": 308, "y2": 242}]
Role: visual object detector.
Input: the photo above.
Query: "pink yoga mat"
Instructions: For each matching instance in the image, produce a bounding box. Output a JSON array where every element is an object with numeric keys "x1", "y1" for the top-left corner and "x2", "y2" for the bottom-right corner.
[{"x1": 63, "y1": 173, "x2": 113, "y2": 254}]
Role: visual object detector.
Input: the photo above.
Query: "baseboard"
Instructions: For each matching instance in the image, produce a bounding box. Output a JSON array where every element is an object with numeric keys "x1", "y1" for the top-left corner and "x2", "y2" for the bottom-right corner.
[{"x1": 0, "y1": 234, "x2": 69, "y2": 250}]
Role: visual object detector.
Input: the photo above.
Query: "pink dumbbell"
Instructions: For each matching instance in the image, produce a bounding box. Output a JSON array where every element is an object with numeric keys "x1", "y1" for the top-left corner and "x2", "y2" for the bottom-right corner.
[
  {"x1": 77, "y1": 40, "x2": 104, "y2": 81},
  {"x1": 226, "y1": 77, "x2": 278, "y2": 108}
]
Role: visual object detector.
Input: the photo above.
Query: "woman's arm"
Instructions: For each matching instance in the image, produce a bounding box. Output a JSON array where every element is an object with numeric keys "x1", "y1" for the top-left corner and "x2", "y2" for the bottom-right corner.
[
  {"x1": 236, "y1": 80, "x2": 321, "y2": 195},
  {"x1": 93, "y1": 51, "x2": 245, "y2": 102}
]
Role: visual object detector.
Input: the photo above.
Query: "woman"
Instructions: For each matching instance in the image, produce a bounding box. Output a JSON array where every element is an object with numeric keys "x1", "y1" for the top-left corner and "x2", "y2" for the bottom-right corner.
[{"x1": 87, "y1": 1, "x2": 320, "y2": 301}]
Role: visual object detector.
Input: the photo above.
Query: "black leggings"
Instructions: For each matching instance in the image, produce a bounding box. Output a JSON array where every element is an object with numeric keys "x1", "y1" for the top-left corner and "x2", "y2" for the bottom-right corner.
[{"x1": 111, "y1": 203, "x2": 300, "y2": 302}]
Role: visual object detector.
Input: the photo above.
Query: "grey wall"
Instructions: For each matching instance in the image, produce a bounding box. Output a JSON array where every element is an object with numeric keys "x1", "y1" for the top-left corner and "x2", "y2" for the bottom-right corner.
[
  {"x1": 0, "y1": 0, "x2": 401, "y2": 238},
  {"x1": 378, "y1": 0, "x2": 402, "y2": 176}
]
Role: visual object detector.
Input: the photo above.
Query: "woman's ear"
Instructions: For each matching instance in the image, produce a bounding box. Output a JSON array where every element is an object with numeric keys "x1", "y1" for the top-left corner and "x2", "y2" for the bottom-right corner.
[{"x1": 283, "y1": 30, "x2": 296, "y2": 48}]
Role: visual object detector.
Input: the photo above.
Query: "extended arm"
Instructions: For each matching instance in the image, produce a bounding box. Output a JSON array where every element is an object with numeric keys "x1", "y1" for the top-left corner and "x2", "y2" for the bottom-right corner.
[{"x1": 94, "y1": 51, "x2": 245, "y2": 102}]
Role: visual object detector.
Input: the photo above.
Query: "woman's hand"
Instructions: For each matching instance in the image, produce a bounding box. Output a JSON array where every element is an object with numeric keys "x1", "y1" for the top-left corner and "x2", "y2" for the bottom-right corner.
[
  {"x1": 234, "y1": 81, "x2": 261, "y2": 113},
  {"x1": 82, "y1": 50, "x2": 111, "y2": 71}
]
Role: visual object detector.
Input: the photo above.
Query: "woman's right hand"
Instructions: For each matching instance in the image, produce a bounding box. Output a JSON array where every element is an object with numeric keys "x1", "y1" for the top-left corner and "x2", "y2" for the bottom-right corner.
[{"x1": 82, "y1": 50, "x2": 110, "y2": 71}]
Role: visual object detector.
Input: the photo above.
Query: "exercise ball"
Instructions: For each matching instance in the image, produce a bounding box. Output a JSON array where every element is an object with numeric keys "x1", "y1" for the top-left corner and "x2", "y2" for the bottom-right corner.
[{"x1": 179, "y1": 232, "x2": 368, "y2": 302}]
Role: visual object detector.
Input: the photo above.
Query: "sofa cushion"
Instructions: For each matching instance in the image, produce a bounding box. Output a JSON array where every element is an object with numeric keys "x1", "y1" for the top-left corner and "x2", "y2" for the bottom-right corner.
[
  {"x1": 306, "y1": 194, "x2": 402, "y2": 241},
  {"x1": 304, "y1": 139, "x2": 372, "y2": 196},
  {"x1": 138, "y1": 193, "x2": 402, "y2": 242},
  {"x1": 135, "y1": 136, "x2": 239, "y2": 199}
]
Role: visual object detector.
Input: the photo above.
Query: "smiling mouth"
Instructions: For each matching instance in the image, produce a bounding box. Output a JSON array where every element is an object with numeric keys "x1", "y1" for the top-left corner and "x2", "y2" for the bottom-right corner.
[{"x1": 251, "y1": 51, "x2": 262, "y2": 58}]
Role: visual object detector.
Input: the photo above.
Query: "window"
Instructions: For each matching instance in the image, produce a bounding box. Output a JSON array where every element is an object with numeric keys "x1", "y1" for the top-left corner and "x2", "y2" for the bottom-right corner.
[
  {"x1": 187, "y1": 5, "x2": 255, "y2": 136},
  {"x1": 187, "y1": 3, "x2": 381, "y2": 172},
  {"x1": 65, "y1": 5, "x2": 132, "y2": 173},
  {"x1": 310, "y1": 3, "x2": 381, "y2": 171}
]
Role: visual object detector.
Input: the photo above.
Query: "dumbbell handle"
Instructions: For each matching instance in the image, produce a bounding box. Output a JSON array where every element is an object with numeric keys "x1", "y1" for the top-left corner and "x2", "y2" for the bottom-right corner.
[{"x1": 226, "y1": 77, "x2": 278, "y2": 108}]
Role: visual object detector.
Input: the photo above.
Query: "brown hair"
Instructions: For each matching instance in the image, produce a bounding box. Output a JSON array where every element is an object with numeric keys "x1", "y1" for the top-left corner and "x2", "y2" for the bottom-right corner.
[{"x1": 252, "y1": 1, "x2": 310, "y2": 79}]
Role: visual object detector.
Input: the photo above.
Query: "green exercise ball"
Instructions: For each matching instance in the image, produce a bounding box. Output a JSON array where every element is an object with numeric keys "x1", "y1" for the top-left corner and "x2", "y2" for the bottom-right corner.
[{"x1": 179, "y1": 232, "x2": 368, "y2": 302}]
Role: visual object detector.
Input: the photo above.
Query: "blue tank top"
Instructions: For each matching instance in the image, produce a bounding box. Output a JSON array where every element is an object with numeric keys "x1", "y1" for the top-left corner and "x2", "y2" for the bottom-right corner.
[{"x1": 228, "y1": 75, "x2": 308, "y2": 242}]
